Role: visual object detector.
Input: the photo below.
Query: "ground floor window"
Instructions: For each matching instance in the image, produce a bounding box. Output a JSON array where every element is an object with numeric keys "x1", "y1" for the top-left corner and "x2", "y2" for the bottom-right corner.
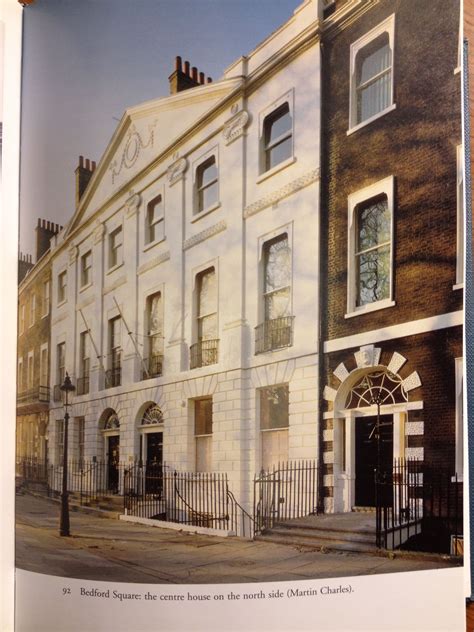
[{"x1": 260, "y1": 384, "x2": 289, "y2": 470}]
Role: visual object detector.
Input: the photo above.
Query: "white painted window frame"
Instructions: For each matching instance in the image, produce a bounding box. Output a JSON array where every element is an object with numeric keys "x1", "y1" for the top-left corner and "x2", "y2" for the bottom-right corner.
[
  {"x1": 454, "y1": 144, "x2": 464, "y2": 288},
  {"x1": 455, "y1": 357, "x2": 463, "y2": 480},
  {"x1": 19, "y1": 304, "x2": 25, "y2": 335},
  {"x1": 192, "y1": 147, "x2": 220, "y2": 219},
  {"x1": 27, "y1": 350, "x2": 34, "y2": 390},
  {"x1": 348, "y1": 14, "x2": 396, "y2": 135},
  {"x1": 346, "y1": 176, "x2": 395, "y2": 318},
  {"x1": 29, "y1": 294, "x2": 36, "y2": 328},
  {"x1": 144, "y1": 188, "x2": 165, "y2": 247},
  {"x1": 40, "y1": 342, "x2": 49, "y2": 387},
  {"x1": 57, "y1": 269, "x2": 67, "y2": 305},
  {"x1": 17, "y1": 357, "x2": 23, "y2": 392},
  {"x1": 80, "y1": 249, "x2": 93, "y2": 289},
  {"x1": 108, "y1": 224, "x2": 123, "y2": 271},
  {"x1": 42, "y1": 279, "x2": 50, "y2": 317},
  {"x1": 258, "y1": 222, "x2": 293, "y2": 325},
  {"x1": 257, "y1": 89, "x2": 295, "y2": 181}
]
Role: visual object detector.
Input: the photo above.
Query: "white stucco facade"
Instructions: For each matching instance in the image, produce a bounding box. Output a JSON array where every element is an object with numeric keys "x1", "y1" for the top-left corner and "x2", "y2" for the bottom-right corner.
[{"x1": 48, "y1": 0, "x2": 323, "y2": 513}]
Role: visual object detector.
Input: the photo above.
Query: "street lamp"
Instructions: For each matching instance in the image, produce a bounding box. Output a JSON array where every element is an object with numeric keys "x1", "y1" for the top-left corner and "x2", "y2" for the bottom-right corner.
[{"x1": 59, "y1": 372, "x2": 75, "y2": 536}]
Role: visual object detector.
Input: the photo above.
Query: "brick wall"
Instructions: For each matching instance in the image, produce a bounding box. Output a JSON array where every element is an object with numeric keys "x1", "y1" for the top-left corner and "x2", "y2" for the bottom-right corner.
[{"x1": 321, "y1": 0, "x2": 462, "y2": 342}]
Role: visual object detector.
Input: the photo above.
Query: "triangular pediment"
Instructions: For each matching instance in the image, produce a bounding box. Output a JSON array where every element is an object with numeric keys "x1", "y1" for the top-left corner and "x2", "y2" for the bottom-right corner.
[{"x1": 66, "y1": 77, "x2": 243, "y2": 236}]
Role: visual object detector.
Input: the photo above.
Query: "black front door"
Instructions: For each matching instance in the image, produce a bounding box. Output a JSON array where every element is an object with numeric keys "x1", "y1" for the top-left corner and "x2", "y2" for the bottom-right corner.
[
  {"x1": 107, "y1": 435, "x2": 120, "y2": 493},
  {"x1": 145, "y1": 432, "x2": 163, "y2": 494},
  {"x1": 355, "y1": 415, "x2": 393, "y2": 507}
]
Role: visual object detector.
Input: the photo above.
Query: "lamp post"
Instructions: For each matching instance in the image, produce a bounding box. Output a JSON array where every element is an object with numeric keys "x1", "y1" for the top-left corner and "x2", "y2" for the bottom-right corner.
[{"x1": 59, "y1": 372, "x2": 75, "y2": 536}]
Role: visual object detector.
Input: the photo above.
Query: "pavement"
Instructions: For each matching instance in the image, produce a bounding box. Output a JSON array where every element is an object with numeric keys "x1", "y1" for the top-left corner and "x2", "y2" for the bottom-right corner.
[{"x1": 15, "y1": 492, "x2": 459, "y2": 584}]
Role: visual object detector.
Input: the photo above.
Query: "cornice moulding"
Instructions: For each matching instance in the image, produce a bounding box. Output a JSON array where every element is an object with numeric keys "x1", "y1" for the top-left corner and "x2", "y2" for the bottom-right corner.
[
  {"x1": 137, "y1": 251, "x2": 171, "y2": 276},
  {"x1": 183, "y1": 220, "x2": 227, "y2": 251}
]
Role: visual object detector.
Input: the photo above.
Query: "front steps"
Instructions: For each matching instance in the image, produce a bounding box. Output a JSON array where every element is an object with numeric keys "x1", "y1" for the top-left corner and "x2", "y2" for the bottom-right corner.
[{"x1": 255, "y1": 511, "x2": 378, "y2": 554}]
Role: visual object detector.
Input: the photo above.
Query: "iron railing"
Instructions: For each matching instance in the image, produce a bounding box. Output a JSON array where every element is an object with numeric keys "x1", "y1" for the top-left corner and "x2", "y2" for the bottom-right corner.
[
  {"x1": 255, "y1": 316, "x2": 294, "y2": 354},
  {"x1": 190, "y1": 339, "x2": 219, "y2": 369},
  {"x1": 124, "y1": 464, "x2": 255, "y2": 537},
  {"x1": 17, "y1": 385, "x2": 50, "y2": 404},
  {"x1": 142, "y1": 354, "x2": 163, "y2": 379},
  {"x1": 76, "y1": 375, "x2": 90, "y2": 396},
  {"x1": 254, "y1": 460, "x2": 318, "y2": 534},
  {"x1": 375, "y1": 459, "x2": 463, "y2": 554},
  {"x1": 16, "y1": 456, "x2": 49, "y2": 483}
]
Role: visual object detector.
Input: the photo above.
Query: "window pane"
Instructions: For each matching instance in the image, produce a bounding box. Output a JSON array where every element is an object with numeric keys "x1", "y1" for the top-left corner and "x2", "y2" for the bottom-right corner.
[
  {"x1": 198, "y1": 268, "x2": 216, "y2": 317},
  {"x1": 199, "y1": 158, "x2": 217, "y2": 188},
  {"x1": 199, "y1": 181, "x2": 218, "y2": 210},
  {"x1": 267, "y1": 137, "x2": 292, "y2": 171},
  {"x1": 264, "y1": 235, "x2": 290, "y2": 293},
  {"x1": 195, "y1": 398, "x2": 212, "y2": 435},
  {"x1": 357, "y1": 243, "x2": 390, "y2": 305},
  {"x1": 356, "y1": 34, "x2": 391, "y2": 123},
  {"x1": 265, "y1": 287, "x2": 291, "y2": 320},
  {"x1": 358, "y1": 39, "x2": 390, "y2": 85},
  {"x1": 356, "y1": 198, "x2": 390, "y2": 252},
  {"x1": 260, "y1": 385, "x2": 289, "y2": 430},
  {"x1": 265, "y1": 103, "x2": 291, "y2": 146},
  {"x1": 199, "y1": 313, "x2": 218, "y2": 340}
]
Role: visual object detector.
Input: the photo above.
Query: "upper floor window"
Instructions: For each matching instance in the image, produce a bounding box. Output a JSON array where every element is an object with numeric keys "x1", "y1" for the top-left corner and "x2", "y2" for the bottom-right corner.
[
  {"x1": 195, "y1": 156, "x2": 218, "y2": 214},
  {"x1": 256, "y1": 233, "x2": 293, "y2": 354},
  {"x1": 78, "y1": 331, "x2": 90, "y2": 395},
  {"x1": 191, "y1": 267, "x2": 218, "y2": 369},
  {"x1": 80, "y1": 250, "x2": 92, "y2": 288},
  {"x1": 19, "y1": 304, "x2": 25, "y2": 335},
  {"x1": 347, "y1": 176, "x2": 394, "y2": 316},
  {"x1": 57, "y1": 271, "x2": 67, "y2": 304},
  {"x1": 146, "y1": 195, "x2": 164, "y2": 245},
  {"x1": 108, "y1": 226, "x2": 123, "y2": 269},
  {"x1": 456, "y1": 145, "x2": 464, "y2": 287},
  {"x1": 106, "y1": 316, "x2": 121, "y2": 388},
  {"x1": 42, "y1": 280, "x2": 50, "y2": 317},
  {"x1": 17, "y1": 358, "x2": 23, "y2": 392},
  {"x1": 349, "y1": 15, "x2": 395, "y2": 132},
  {"x1": 263, "y1": 103, "x2": 292, "y2": 172},
  {"x1": 40, "y1": 345, "x2": 48, "y2": 388},
  {"x1": 27, "y1": 351, "x2": 34, "y2": 389},
  {"x1": 29, "y1": 294, "x2": 36, "y2": 327},
  {"x1": 144, "y1": 292, "x2": 163, "y2": 378},
  {"x1": 194, "y1": 397, "x2": 213, "y2": 472}
]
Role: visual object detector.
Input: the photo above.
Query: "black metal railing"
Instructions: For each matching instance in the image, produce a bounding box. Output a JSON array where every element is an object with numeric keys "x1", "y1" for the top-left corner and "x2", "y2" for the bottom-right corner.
[
  {"x1": 76, "y1": 375, "x2": 90, "y2": 396},
  {"x1": 124, "y1": 465, "x2": 255, "y2": 537},
  {"x1": 142, "y1": 355, "x2": 163, "y2": 380},
  {"x1": 375, "y1": 459, "x2": 463, "y2": 554},
  {"x1": 105, "y1": 366, "x2": 121, "y2": 388},
  {"x1": 17, "y1": 385, "x2": 50, "y2": 404},
  {"x1": 16, "y1": 456, "x2": 49, "y2": 484},
  {"x1": 253, "y1": 460, "x2": 318, "y2": 534},
  {"x1": 255, "y1": 316, "x2": 294, "y2": 354},
  {"x1": 190, "y1": 339, "x2": 219, "y2": 369}
]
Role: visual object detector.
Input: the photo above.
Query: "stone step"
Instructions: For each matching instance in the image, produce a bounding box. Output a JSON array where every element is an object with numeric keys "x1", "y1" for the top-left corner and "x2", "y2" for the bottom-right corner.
[
  {"x1": 274, "y1": 518, "x2": 375, "y2": 537},
  {"x1": 269, "y1": 524, "x2": 376, "y2": 545},
  {"x1": 256, "y1": 532, "x2": 377, "y2": 554}
]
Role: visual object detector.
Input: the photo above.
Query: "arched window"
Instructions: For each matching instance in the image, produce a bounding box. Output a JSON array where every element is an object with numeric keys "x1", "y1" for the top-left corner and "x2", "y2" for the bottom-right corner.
[
  {"x1": 141, "y1": 404, "x2": 164, "y2": 426},
  {"x1": 104, "y1": 411, "x2": 120, "y2": 430}
]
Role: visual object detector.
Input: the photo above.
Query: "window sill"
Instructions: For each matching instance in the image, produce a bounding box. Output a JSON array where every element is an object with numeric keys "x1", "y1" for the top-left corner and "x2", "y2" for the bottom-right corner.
[
  {"x1": 256, "y1": 156, "x2": 296, "y2": 184},
  {"x1": 191, "y1": 202, "x2": 221, "y2": 223},
  {"x1": 260, "y1": 427, "x2": 289, "y2": 433},
  {"x1": 454, "y1": 66, "x2": 461, "y2": 75},
  {"x1": 453, "y1": 282, "x2": 464, "y2": 291},
  {"x1": 451, "y1": 475, "x2": 463, "y2": 483},
  {"x1": 143, "y1": 236, "x2": 166, "y2": 252},
  {"x1": 345, "y1": 299, "x2": 395, "y2": 319},
  {"x1": 79, "y1": 282, "x2": 93, "y2": 294},
  {"x1": 57, "y1": 299, "x2": 67, "y2": 308},
  {"x1": 347, "y1": 103, "x2": 397, "y2": 136},
  {"x1": 106, "y1": 262, "x2": 124, "y2": 276}
]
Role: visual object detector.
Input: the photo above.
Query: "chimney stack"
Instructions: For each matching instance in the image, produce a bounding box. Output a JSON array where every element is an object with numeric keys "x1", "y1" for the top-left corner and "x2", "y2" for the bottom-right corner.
[
  {"x1": 168, "y1": 56, "x2": 212, "y2": 95},
  {"x1": 35, "y1": 217, "x2": 63, "y2": 261},
  {"x1": 18, "y1": 251, "x2": 34, "y2": 283},
  {"x1": 75, "y1": 155, "x2": 96, "y2": 208}
]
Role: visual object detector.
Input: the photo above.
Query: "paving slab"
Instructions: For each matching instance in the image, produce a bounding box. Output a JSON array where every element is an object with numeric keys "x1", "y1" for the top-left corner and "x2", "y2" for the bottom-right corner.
[{"x1": 15, "y1": 493, "x2": 459, "y2": 585}]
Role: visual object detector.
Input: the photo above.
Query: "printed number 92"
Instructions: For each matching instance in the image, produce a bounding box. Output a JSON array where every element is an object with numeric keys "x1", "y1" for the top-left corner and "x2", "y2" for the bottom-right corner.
[{"x1": 62, "y1": 587, "x2": 71, "y2": 595}]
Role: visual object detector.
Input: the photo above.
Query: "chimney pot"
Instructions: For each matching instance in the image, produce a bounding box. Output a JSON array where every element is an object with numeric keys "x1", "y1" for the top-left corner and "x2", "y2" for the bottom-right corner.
[
  {"x1": 199, "y1": 71, "x2": 205, "y2": 84},
  {"x1": 85, "y1": 158, "x2": 90, "y2": 170},
  {"x1": 91, "y1": 160, "x2": 96, "y2": 171},
  {"x1": 176, "y1": 55, "x2": 182, "y2": 71},
  {"x1": 184, "y1": 60, "x2": 190, "y2": 75},
  {"x1": 192, "y1": 66, "x2": 198, "y2": 81},
  {"x1": 207, "y1": 77, "x2": 213, "y2": 83},
  {"x1": 79, "y1": 155, "x2": 84, "y2": 168}
]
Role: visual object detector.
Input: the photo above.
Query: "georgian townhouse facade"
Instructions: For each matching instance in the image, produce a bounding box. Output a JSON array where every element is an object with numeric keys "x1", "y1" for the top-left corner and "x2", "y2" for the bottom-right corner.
[
  {"x1": 320, "y1": 0, "x2": 463, "y2": 513},
  {"x1": 47, "y1": 0, "x2": 323, "y2": 513},
  {"x1": 17, "y1": 220, "x2": 61, "y2": 463}
]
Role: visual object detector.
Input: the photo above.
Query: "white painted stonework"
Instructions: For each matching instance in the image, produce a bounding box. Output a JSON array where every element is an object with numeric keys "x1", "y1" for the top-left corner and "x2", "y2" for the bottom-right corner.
[{"x1": 48, "y1": 0, "x2": 323, "y2": 517}]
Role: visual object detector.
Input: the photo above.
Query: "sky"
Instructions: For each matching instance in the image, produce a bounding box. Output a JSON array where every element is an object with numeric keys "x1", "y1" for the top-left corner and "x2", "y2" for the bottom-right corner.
[{"x1": 19, "y1": 0, "x2": 299, "y2": 257}]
